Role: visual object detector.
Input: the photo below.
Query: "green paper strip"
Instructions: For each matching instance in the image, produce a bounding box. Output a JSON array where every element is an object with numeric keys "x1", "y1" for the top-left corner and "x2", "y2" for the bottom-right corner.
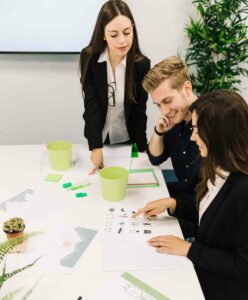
[{"x1": 121, "y1": 272, "x2": 170, "y2": 300}]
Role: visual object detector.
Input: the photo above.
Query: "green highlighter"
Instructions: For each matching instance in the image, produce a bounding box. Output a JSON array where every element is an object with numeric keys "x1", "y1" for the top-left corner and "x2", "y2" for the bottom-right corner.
[
  {"x1": 69, "y1": 182, "x2": 91, "y2": 191},
  {"x1": 63, "y1": 180, "x2": 91, "y2": 191}
]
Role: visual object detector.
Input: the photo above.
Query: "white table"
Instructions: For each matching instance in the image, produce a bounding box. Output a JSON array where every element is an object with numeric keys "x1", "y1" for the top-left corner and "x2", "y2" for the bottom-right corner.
[{"x1": 0, "y1": 145, "x2": 204, "y2": 300}]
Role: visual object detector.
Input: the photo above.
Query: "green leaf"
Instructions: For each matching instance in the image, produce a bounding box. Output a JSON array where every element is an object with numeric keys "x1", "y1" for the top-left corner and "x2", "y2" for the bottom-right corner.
[
  {"x1": 0, "y1": 288, "x2": 23, "y2": 300},
  {"x1": 184, "y1": 0, "x2": 248, "y2": 93},
  {"x1": 1, "y1": 256, "x2": 42, "y2": 284},
  {"x1": 0, "y1": 232, "x2": 43, "y2": 262}
]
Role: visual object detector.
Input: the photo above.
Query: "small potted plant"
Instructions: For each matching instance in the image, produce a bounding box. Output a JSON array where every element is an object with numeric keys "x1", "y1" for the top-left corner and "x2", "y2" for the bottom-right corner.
[
  {"x1": 3, "y1": 217, "x2": 25, "y2": 239},
  {"x1": 3, "y1": 217, "x2": 26, "y2": 252}
]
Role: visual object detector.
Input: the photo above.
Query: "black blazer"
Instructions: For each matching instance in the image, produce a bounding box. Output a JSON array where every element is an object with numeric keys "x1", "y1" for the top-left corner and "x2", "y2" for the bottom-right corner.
[
  {"x1": 172, "y1": 172, "x2": 248, "y2": 300},
  {"x1": 80, "y1": 52, "x2": 150, "y2": 151}
]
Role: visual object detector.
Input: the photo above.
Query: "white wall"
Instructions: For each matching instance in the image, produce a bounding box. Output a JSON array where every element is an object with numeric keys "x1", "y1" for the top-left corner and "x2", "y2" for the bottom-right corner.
[{"x1": 0, "y1": 0, "x2": 247, "y2": 145}]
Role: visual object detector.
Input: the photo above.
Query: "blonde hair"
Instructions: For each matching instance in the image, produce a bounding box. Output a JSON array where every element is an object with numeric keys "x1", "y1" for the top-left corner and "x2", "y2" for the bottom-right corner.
[{"x1": 142, "y1": 56, "x2": 190, "y2": 92}]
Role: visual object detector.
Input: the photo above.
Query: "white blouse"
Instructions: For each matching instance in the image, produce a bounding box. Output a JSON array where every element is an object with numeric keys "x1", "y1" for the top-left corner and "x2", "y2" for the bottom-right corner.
[
  {"x1": 199, "y1": 170, "x2": 230, "y2": 223},
  {"x1": 98, "y1": 47, "x2": 130, "y2": 144}
]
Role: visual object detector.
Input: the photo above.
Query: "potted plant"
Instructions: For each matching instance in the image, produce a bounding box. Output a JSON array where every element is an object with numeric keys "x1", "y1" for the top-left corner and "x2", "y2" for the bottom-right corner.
[
  {"x1": 3, "y1": 217, "x2": 25, "y2": 240},
  {"x1": 185, "y1": 0, "x2": 248, "y2": 94},
  {"x1": 3, "y1": 217, "x2": 26, "y2": 253}
]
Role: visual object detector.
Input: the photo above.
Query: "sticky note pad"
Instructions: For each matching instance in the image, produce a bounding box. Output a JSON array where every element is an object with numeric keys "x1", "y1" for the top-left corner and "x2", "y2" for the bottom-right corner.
[
  {"x1": 63, "y1": 182, "x2": 72, "y2": 188},
  {"x1": 45, "y1": 173, "x2": 63, "y2": 182},
  {"x1": 75, "y1": 192, "x2": 87, "y2": 198}
]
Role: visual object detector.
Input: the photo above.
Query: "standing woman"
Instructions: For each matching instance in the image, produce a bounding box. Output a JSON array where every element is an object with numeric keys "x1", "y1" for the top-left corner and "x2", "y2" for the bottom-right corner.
[
  {"x1": 133, "y1": 90, "x2": 248, "y2": 299},
  {"x1": 80, "y1": 0, "x2": 150, "y2": 173}
]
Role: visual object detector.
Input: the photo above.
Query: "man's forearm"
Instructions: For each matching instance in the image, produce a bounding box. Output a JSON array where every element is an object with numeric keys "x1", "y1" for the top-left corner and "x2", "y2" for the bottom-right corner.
[{"x1": 148, "y1": 132, "x2": 165, "y2": 157}]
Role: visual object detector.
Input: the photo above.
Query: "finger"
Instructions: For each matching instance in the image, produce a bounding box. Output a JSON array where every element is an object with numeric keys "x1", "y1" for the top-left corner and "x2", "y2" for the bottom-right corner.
[
  {"x1": 132, "y1": 207, "x2": 147, "y2": 218},
  {"x1": 148, "y1": 235, "x2": 167, "y2": 243},
  {"x1": 144, "y1": 214, "x2": 157, "y2": 219},
  {"x1": 160, "y1": 116, "x2": 171, "y2": 127},
  {"x1": 144, "y1": 210, "x2": 158, "y2": 218},
  {"x1": 161, "y1": 115, "x2": 175, "y2": 129},
  {"x1": 148, "y1": 241, "x2": 166, "y2": 247},
  {"x1": 157, "y1": 247, "x2": 170, "y2": 253},
  {"x1": 88, "y1": 166, "x2": 98, "y2": 175}
]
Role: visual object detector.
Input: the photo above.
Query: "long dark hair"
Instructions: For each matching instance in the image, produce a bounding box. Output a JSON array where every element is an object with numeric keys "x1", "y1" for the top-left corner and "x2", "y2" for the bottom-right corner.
[
  {"x1": 190, "y1": 90, "x2": 248, "y2": 205},
  {"x1": 80, "y1": 0, "x2": 145, "y2": 100}
]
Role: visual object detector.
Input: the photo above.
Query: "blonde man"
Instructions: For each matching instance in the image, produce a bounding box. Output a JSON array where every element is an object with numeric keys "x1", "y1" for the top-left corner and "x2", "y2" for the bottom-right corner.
[{"x1": 143, "y1": 56, "x2": 200, "y2": 238}]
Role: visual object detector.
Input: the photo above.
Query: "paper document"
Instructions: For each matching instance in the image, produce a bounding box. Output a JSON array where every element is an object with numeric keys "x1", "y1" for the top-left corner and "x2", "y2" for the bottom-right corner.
[
  {"x1": 9, "y1": 217, "x2": 98, "y2": 275},
  {"x1": 103, "y1": 240, "x2": 182, "y2": 271},
  {"x1": 101, "y1": 206, "x2": 183, "y2": 271},
  {"x1": 128, "y1": 169, "x2": 159, "y2": 188},
  {"x1": 103, "y1": 145, "x2": 132, "y2": 170},
  {"x1": 90, "y1": 272, "x2": 170, "y2": 300},
  {"x1": 128, "y1": 172, "x2": 157, "y2": 185},
  {"x1": 102, "y1": 206, "x2": 162, "y2": 242}
]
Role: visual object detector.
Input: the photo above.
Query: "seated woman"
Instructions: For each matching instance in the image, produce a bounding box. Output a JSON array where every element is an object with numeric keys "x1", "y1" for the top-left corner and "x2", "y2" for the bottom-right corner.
[{"x1": 134, "y1": 90, "x2": 248, "y2": 299}]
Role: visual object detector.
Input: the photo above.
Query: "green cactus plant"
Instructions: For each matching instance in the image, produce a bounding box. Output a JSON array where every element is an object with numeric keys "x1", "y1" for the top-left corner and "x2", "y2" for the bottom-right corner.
[{"x1": 3, "y1": 217, "x2": 25, "y2": 234}]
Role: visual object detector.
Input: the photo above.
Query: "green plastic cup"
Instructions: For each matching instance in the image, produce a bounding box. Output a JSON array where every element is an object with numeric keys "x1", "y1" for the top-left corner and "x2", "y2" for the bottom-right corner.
[
  {"x1": 46, "y1": 141, "x2": 72, "y2": 171},
  {"x1": 99, "y1": 166, "x2": 128, "y2": 202}
]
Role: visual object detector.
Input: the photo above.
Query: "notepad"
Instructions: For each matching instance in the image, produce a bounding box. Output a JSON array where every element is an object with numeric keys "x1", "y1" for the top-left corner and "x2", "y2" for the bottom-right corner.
[{"x1": 127, "y1": 168, "x2": 159, "y2": 188}]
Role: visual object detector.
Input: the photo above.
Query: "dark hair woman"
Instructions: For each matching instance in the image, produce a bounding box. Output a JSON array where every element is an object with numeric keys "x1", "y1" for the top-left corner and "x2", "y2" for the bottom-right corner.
[
  {"x1": 133, "y1": 90, "x2": 248, "y2": 299},
  {"x1": 80, "y1": 0, "x2": 150, "y2": 173}
]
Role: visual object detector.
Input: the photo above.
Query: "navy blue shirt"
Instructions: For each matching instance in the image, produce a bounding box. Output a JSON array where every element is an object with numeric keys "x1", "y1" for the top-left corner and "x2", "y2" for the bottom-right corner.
[{"x1": 147, "y1": 121, "x2": 201, "y2": 196}]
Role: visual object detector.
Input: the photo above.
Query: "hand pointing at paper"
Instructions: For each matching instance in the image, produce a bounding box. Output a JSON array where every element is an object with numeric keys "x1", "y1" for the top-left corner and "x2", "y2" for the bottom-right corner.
[
  {"x1": 133, "y1": 197, "x2": 191, "y2": 256},
  {"x1": 132, "y1": 197, "x2": 177, "y2": 218}
]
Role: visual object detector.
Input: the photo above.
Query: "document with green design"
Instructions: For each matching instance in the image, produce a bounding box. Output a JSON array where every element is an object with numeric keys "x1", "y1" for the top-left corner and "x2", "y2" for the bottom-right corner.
[{"x1": 90, "y1": 272, "x2": 170, "y2": 300}]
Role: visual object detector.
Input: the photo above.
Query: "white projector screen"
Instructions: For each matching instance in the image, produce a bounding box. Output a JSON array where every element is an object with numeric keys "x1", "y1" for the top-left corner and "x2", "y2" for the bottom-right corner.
[{"x1": 0, "y1": 0, "x2": 106, "y2": 53}]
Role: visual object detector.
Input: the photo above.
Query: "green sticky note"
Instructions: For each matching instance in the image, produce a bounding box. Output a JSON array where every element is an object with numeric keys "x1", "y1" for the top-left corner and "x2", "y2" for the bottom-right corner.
[
  {"x1": 45, "y1": 173, "x2": 63, "y2": 182},
  {"x1": 75, "y1": 192, "x2": 88, "y2": 198},
  {"x1": 63, "y1": 182, "x2": 72, "y2": 188}
]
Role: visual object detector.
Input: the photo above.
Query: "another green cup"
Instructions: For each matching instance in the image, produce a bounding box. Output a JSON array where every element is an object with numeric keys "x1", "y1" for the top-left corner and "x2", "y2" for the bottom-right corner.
[
  {"x1": 99, "y1": 166, "x2": 129, "y2": 202},
  {"x1": 46, "y1": 141, "x2": 72, "y2": 171}
]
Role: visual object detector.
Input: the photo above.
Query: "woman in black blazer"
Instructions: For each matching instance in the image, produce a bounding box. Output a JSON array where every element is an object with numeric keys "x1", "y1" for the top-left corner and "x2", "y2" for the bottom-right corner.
[
  {"x1": 80, "y1": 0, "x2": 150, "y2": 173},
  {"x1": 134, "y1": 90, "x2": 248, "y2": 299}
]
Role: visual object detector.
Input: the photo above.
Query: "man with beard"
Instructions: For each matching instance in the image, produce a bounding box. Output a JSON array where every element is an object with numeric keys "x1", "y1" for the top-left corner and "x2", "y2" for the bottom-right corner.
[{"x1": 142, "y1": 56, "x2": 200, "y2": 238}]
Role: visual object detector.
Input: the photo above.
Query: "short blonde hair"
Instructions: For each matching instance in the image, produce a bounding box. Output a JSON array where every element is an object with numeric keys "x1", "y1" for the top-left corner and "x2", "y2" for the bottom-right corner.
[{"x1": 142, "y1": 56, "x2": 190, "y2": 92}]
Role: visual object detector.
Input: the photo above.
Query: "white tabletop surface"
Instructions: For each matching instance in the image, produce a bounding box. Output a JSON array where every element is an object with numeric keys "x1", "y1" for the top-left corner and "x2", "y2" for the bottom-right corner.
[{"x1": 0, "y1": 144, "x2": 204, "y2": 300}]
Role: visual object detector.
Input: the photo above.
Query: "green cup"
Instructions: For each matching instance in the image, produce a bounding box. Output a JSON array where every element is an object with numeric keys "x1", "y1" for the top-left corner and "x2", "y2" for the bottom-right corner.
[
  {"x1": 46, "y1": 141, "x2": 72, "y2": 171},
  {"x1": 99, "y1": 166, "x2": 129, "y2": 202}
]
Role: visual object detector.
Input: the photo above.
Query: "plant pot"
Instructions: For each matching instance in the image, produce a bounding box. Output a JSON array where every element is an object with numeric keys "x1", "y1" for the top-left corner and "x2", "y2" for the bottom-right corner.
[{"x1": 4, "y1": 230, "x2": 27, "y2": 253}]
